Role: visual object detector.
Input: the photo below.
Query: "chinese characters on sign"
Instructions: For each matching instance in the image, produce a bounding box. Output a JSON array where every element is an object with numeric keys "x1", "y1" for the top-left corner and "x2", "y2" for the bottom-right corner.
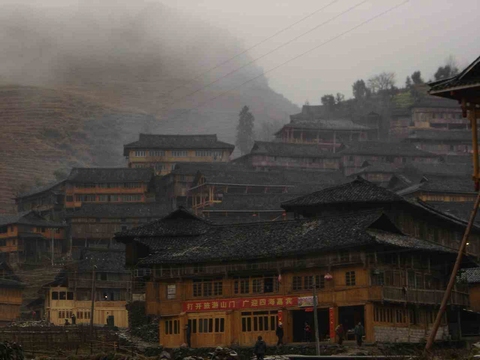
[
  {"x1": 182, "y1": 296, "x2": 298, "y2": 312},
  {"x1": 329, "y1": 307, "x2": 335, "y2": 340}
]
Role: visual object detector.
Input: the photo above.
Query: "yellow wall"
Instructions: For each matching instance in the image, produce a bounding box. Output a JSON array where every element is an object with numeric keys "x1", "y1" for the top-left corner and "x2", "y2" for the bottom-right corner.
[{"x1": 47, "y1": 287, "x2": 129, "y2": 327}]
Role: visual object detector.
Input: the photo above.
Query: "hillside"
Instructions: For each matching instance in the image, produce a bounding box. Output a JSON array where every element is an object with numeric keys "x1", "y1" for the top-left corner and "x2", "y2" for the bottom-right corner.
[{"x1": 0, "y1": 3, "x2": 299, "y2": 212}]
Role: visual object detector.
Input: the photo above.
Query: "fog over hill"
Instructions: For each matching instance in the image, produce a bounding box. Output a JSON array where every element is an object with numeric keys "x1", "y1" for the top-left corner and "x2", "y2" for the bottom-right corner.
[{"x1": 0, "y1": 0, "x2": 298, "y2": 211}]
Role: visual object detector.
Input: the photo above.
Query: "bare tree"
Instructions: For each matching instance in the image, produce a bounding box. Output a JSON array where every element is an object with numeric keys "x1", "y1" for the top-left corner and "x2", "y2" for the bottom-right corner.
[{"x1": 367, "y1": 72, "x2": 396, "y2": 93}]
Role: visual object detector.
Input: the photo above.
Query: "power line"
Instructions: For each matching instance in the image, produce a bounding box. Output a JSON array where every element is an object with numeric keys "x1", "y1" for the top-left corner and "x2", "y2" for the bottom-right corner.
[
  {"x1": 158, "y1": 0, "x2": 409, "y2": 122},
  {"x1": 160, "y1": 0, "x2": 342, "y2": 97},
  {"x1": 159, "y1": 0, "x2": 368, "y2": 112}
]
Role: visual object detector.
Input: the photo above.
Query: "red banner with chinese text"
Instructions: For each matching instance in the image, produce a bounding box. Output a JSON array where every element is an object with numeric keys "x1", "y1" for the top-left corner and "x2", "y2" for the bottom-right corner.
[
  {"x1": 329, "y1": 307, "x2": 335, "y2": 340},
  {"x1": 182, "y1": 296, "x2": 298, "y2": 312}
]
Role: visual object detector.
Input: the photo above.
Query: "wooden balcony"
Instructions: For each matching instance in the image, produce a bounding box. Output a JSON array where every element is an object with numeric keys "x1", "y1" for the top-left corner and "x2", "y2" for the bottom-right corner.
[{"x1": 374, "y1": 286, "x2": 469, "y2": 307}]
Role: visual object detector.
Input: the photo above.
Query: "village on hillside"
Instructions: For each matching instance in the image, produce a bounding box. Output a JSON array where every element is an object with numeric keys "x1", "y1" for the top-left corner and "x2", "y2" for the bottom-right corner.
[{"x1": 0, "y1": 53, "x2": 478, "y2": 358}]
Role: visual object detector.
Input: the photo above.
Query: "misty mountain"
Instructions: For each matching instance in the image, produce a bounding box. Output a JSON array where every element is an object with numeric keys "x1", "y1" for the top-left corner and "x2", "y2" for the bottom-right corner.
[{"x1": 0, "y1": 1, "x2": 298, "y2": 211}]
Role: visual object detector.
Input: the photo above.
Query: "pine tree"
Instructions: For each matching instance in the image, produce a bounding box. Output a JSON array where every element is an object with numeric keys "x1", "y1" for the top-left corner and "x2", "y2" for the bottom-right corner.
[{"x1": 236, "y1": 106, "x2": 255, "y2": 155}]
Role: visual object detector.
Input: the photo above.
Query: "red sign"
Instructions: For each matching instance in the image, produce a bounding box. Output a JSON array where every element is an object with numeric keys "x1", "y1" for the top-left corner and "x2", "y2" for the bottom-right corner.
[
  {"x1": 304, "y1": 307, "x2": 314, "y2": 312},
  {"x1": 329, "y1": 307, "x2": 335, "y2": 340},
  {"x1": 182, "y1": 296, "x2": 298, "y2": 312},
  {"x1": 278, "y1": 310, "x2": 283, "y2": 323}
]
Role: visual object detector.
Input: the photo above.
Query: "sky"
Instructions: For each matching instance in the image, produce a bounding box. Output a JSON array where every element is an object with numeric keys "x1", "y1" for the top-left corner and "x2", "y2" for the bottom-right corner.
[
  {"x1": 0, "y1": 0, "x2": 478, "y2": 107},
  {"x1": 161, "y1": 0, "x2": 479, "y2": 105}
]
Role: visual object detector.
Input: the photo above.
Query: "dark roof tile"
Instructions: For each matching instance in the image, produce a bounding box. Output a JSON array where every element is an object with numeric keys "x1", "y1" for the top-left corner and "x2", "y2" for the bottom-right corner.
[
  {"x1": 339, "y1": 141, "x2": 441, "y2": 157},
  {"x1": 67, "y1": 168, "x2": 154, "y2": 184},
  {"x1": 67, "y1": 203, "x2": 169, "y2": 219},
  {"x1": 250, "y1": 141, "x2": 341, "y2": 158}
]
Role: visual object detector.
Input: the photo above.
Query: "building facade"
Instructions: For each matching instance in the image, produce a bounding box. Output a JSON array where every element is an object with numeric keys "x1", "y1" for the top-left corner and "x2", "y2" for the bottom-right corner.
[
  {"x1": 117, "y1": 182, "x2": 475, "y2": 347},
  {"x1": 44, "y1": 249, "x2": 130, "y2": 327},
  {"x1": 0, "y1": 211, "x2": 65, "y2": 263},
  {"x1": 124, "y1": 134, "x2": 234, "y2": 176},
  {"x1": 65, "y1": 168, "x2": 155, "y2": 209},
  {"x1": 0, "y1": 263, "x2": 24, "y2": 325}
]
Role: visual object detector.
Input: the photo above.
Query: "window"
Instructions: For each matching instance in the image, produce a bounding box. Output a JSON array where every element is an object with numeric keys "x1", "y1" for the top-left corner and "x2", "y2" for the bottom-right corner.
[
  {"x1": 241, "y1": 311, "x2": 277, "y2": 332},
  {"x1": 167, "y1": 284, "x2": 176, "y2": 300},
  {"x1": 60, "y1": 292, "x2": 66, "y2": 300},
  {"x1": 150, "y1": 150, "x2": 165, "y2": 157},
  {"x1": 96, "y1": 273, "x2": 108, "y2": 281},
  {"x1": 172, "y1": 150, "x2": 188, "y2": 157},
  {"x1": 165, "y1": 319, "x2": 180, "y2": 335},
  {"x1": 154, "y1": 164, "x2": 166, "y2": 171},
  {"x1": 346, "y1": 271, "x2": 356, "y2": 286},
  {"x1": 234, "y1": 277, "x2": 249, "y2": 294},
  {"x1": 292, "y1": 276, "x2": 302, "y2": 291},
  {"x1": 252, "y1": 278, "x2": 262, "y2": 293},
  {"x1": 196, "y1": 150, "x2": 211, "y2": 157},
  {"x1": 0, "y1": 239, "x2": 6, "y2": 247},
  {"x1": 67, "y1": 292, "x2": 74, "y2": 300},
  {"x1": 193, "y1": 279, "x2": 223, "y2": 297},
  {"x1": 52, "y1": 292, "x2": 59, "y2": 300},
  {"x1": 98, "y1": 195, "x2": 109, "y2": 202},
  {"x1": 135, "y1": 150, "x2": 146, "y2": 157}
]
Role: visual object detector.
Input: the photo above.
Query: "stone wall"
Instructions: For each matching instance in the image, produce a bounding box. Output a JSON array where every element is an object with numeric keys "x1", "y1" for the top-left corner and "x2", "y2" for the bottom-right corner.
[{"x1": 374, "y1": 325, "x2": 449, "y2": 343}]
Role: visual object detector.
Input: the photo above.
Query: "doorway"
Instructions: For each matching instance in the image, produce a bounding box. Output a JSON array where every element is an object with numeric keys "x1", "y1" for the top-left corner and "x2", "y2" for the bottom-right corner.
[
  {"x1": 338, "y1": 305, "x2": 364, "y2": 340},
  {"x1": 292, "y1": 308, "x2": 329, "y2": 342}
]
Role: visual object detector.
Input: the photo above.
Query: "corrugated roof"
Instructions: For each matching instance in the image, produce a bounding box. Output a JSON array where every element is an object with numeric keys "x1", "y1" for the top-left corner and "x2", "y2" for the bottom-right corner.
[{"x1": 67, "y1": 168, "x2": 153, "y2": 183}]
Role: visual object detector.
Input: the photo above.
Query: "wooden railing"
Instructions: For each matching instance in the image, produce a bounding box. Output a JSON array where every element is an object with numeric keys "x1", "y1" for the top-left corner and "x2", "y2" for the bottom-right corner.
[{"x1": 380, "y1": 286, "x2": 469, "y2": 306}]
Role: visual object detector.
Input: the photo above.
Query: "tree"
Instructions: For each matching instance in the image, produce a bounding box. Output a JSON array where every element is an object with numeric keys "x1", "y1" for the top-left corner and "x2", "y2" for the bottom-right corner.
[
  {"x1": 335, "y1": 93, "x2": 345, "y2": 104},
  {"x1": 321, "y1": 94, "x2": 335, "y2": 111},
  {"x1": 352, "y1": 79, "x2": 369, "y2": 100},
  {"x1": 367, "y1": 72, "x2": 396, "y2": 93},
  {"x1": 434, "y1": 56, "x2": 459, "y2": 81},
  {"x1": 405, "y1": 76, "x2": 412, "y2": 89},
  {"x1": 411, "y1": 71, "x2": 424, "y2": 85},
  {"x1": 236, "y1": 106, "x2": 255, "y2": 155}
]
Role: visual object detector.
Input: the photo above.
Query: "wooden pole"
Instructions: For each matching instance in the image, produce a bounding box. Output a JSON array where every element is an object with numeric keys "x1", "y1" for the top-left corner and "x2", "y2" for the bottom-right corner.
[
  {"x1": 90, "y1": 265, "x2": 97, "y2": 334},
  {"x1": 425, "y1": 190, "x2": 480, "y2": 350},
  {"x1": 470, "y1": 110, "x2": 479, "y2": 191},
  {"x1": 313, "y1": 276, "x2": 321, "y2": 355}
]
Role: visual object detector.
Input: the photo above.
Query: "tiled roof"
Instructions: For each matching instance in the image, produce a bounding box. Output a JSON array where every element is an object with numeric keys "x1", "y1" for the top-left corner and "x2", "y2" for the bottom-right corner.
[
  {"x1": 78, "y1": 248, "x2": 128, "y2": 273},
  {"x1": 134, "y1": 210, "x2": 456, "y2": 265},
  {"x1": 16, "y1": 179, "x2": 65, "y2": 199},
  {"x1": 193, "y1": 167, "x2": 343, "y2": 188},
  {"x1": 0, "y1": 211, "x2": 64, "y2": 228},
  {"x1": 406, "y1": 130, "x2": 471, "y2": 141},
  {"x1": 67, "y1": 167, "x2": 154, "y2": 184},
  {"x1": 413, "y1": 95, "x2": 462, "y2": 109},
  {"x1": 204, "y1": 194, "x2": 302, "y2": 212},
  {"x1": 425, "y1": 202, "x2": 479, "y2": 226},
  {"x1": 348, "y1": 163, "x2": 401, "y2": 176},
  {"x1": 67, "y1": 203, "x2": 169, "y2": 219},
  {"x1": 249, "y1": 141, "x2": 341, "y2": 158},
  {"x1": 398, "y1": 176, "x2": 475, "y2": 196},
  {"x1": 123, "y1": 134, "x2": 234, "y2": 155},
  {"x1": 170, "y1": 162, "x2": 243, "y2": 176},
  {"x1": 339, "y1": 141, "x2": 441, "y2": 157},
  {"x1": 429, "y1": 56, "x2": 480, "y2": 94},
  {"x1": 116, "y1": 207, "x2": 212, "y2": 239},
  {"x1": 281, "y1": 178, "x2": 405, "y2": 209},
  {"x1": 462, "y1": 268, "x2": 480, "y2": 284},
  {"x1": 406, "y1": 163, "x2": 472, "y2": 177},
  {"x1": 277, "y1": 119, "x2": 370, "y2": 133}
]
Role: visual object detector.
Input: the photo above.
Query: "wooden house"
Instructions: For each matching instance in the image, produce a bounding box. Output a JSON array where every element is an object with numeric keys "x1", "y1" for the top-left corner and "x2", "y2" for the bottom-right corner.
[
  {"x1": 116, "y1": 201, "x2": 474, "y2": 347},
  {"x1": 123, "y1": 134, "x2": 234, "y2": 176},
  {"x1": 64, "y1": 168, "x2": 155, "y2": 209},
  {"x1": 44, "y1": 248, "x2": 130, "y2": 327},
  {"x1": 0, "y1": 211, "x2": 65, "y2": 264},
  {"x1": 338, "y1": 141, "x2": 442, "y2": 176},
  {"x1": 15, "y1": 179, "x2": 66, "y2": 220},
  {"x1": 0, "y1": 262, "x2": 24, "y2": 325},
  {"x1": 231, "y1": 141, "x2": 341, "y2": 172},
  {"x1": 187, "y1": 168, "x2": 341, "y2": 215},
  {"x1": 347, "y1": 163, "x2": 402, "y2": 186},
  {"x1": 274, "y1": 106, "x2": 376, "y2": 152},
  {"x1": 404, "y1": 129, "x2": 473, "y2": 156},
  {"x1": 66, "y1": 203, "x2": 167, "y2": 256}
]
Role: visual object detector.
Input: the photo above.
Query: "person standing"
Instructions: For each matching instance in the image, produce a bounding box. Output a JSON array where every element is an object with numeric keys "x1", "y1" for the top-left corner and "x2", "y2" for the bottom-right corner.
[
  {"x1": 254, "y1": 335, "x2": 267, "y2": 360},
  {"x1": 354, "y1": 322, "x2": 365, "y2": 347},
  {"x1": 304, "y1": 322, "x2": 312, "y2": 342},
  {"x1": 276, "y1": 323, "x2": 284, "y2": 346},
  {"x1": 335, "y1": 323, "x2": 345, "y2": 345},
  {"x1": 185, "y1": 324, "x2": 191, "y2": 348}
]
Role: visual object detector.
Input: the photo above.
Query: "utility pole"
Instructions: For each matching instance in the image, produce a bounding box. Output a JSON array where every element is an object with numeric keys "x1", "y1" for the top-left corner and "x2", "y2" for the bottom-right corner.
[
  {"x1": 51, "y1": 228, "x2": 54, "y2": 266},
  {"x1": 90, "y1": 265, "x2": 97, "y2": 333},
  {"x1": 425, "y1": 191, "x2": 480, "y2": 350},
  {"x1": 313, "y1": 276, "x2": 321, "y2": 355}
]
